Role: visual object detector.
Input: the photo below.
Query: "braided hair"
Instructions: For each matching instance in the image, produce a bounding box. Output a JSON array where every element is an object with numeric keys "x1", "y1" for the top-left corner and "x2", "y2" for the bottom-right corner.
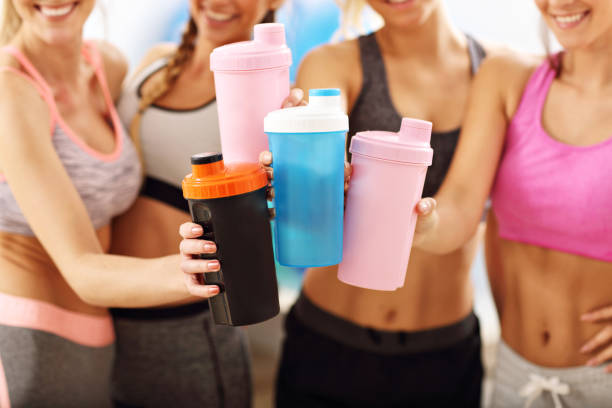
[{"x1": 129, "y1": 17, "x2": 198, "y2": 167}]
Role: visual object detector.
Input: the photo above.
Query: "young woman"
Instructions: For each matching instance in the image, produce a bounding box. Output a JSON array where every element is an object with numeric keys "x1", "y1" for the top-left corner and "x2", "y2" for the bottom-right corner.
[
  {"x1": 110, "y1": 1, "x2": 301, "y2": 407},
  {"x1": 183, "y1": 0, "x2": 489, "y2": 406},
  {"x1": 0, "y1": 0, "x2": 219, "y2": 406},
  {"x1": 413, "y1": 0, "x2": 612, "y2": 406}
]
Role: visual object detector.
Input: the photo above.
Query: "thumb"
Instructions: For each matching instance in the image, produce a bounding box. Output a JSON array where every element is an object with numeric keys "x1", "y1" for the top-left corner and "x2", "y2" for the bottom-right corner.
[{"x1": 414, "y1": 198, "x2": 438, "y2": 239}]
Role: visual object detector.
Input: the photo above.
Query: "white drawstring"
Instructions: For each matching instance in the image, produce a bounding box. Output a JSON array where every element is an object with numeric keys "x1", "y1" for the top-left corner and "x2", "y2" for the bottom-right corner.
[{"x1": 519, "y1": 373, "x2": 571, "y2": 408}]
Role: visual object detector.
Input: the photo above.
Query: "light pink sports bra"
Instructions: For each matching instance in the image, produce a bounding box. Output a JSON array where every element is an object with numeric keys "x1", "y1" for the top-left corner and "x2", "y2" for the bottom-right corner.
[
  {"x1": 491, "y1": 56, "x2": 612, "y2": 261},
  {"x1": 0, "y1": 42, "x2": 141, "y2": 236}
]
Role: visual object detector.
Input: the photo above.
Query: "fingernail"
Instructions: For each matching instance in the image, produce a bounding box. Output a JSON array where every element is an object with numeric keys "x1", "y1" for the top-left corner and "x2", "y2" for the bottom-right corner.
[
  {"x1": 581, "y1": 313, "x2": 593, "y2": 321},
  {"x1": 208, "y1": 261, "x2": 220, "y2": 270},
  {"x1": 204, "y1": 244, "x2": 216, "y2": 252},
  {"x1": 587, "y1": 358, "x2": 597, "y2": 366},
  {"x1": 192, "y1": 226, "x2": 202, "y2": 235},
  {"x1": 285, "y1": 101, "x2": 294, "y2": 107},
  {"x1": 580, "y1": 345, "x2": 591, "y2": 353},
  {"x1": 208, "y1": 286, "x2": 220, "y2": 296}
]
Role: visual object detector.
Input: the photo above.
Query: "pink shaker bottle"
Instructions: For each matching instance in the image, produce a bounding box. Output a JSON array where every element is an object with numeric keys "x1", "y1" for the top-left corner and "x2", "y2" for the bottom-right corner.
[
  {"x1": 210, "y1": 23, "x2": 292, "y2": 163},
  {"x1": 338, "y1": 118, "x2": 433, "y2": 291}
]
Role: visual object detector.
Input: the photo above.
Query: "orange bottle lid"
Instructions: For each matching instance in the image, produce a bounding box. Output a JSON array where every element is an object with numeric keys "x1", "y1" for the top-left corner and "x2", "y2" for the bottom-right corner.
[{"x1": 182, "y1": 153, "x2": 268, "y2": 200}]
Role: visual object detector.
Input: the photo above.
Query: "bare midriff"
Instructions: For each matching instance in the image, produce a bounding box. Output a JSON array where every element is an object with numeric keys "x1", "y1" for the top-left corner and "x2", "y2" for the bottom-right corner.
[
  {"x1": 110, "y1": 196, "x2": 196, "y2": 307},
  {"x1": 486, "y1": 213, "x2": 612, "y2": 367},
  {"x1": 0, "y1": 226, "x2": 111, "y2": 316},
  {"x1": 302, "y1": 227, "x2": 482, "y2": 332}
]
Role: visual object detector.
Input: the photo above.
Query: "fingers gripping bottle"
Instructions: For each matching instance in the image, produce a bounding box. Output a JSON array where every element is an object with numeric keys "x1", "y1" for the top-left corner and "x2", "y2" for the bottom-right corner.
[
  {"x1": 264, "y1": 88, "x2": 348, "y2": 267},
  {"x1": 211, "y1": 23, "x2": 292, "y2": 163},
  {"x1": 182, "y1": 153, "x2": 279, "y2": 325},
  {"x1": 338, "y1": 118, "x2": 433, "y2": 291}
]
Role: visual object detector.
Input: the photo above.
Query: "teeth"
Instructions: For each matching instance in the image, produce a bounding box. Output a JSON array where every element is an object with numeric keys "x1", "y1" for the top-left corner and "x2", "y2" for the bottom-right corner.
[
  {"x1": 205, "y1": 9, "x2": 233, "y2": 22},
  {"x1": 39, "y1": 4, "x2": 74, "y2": 17},
  {"x1": 555, "y1": 13, "x2": 585, "y2": 24}
]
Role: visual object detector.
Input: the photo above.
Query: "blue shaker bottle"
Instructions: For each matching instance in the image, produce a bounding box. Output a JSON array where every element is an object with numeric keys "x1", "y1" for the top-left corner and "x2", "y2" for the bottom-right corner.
[{"x1": 264, "y1": 89, "x2": 348, "y2": 267}]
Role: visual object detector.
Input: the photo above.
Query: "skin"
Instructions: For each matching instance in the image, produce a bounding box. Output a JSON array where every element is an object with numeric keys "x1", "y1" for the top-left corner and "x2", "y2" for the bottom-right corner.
[
  {"x1": 0, "y1": 0, "x2": 212, "y2": 311},
  {"x1": 182, "y1": 0, "x2": 494, "y2": 332},
  {"x1": 109, "y1": 0, "x2": 303, "y2": 298},
  {"x1": 414, "y1": 0, "x2": 612, "y2": 370}
]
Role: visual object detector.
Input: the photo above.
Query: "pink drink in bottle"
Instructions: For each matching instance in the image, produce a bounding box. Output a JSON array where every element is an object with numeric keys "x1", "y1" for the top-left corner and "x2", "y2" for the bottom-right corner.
[
  {"x1": 338, "y1": 118, "x2": 433, "y2": 291},
  {"x1": 210, "y1": 23, "x2": 292, "y2": 163}
]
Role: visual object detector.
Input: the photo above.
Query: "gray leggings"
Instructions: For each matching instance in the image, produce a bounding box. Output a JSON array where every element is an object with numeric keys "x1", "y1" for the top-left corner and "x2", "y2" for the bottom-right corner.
[
  {"x1": 490, "y1": 340, "x2": 612, "y2": 408},
  {"x1": 111, "y1": 303, "x2": 251, "y2": 408},
  {"x1": 0, "y1": 325, "x2": 114, "y2": 408}
]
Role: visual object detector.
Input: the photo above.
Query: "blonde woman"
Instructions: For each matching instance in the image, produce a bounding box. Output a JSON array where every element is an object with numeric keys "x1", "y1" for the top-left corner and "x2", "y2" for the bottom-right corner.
[
  {"x1": 413, "y1": 0, "x2": 612, "y2": 406},
  {"x1": 0, "y1": 0, "x2": 219, "y2": 406},
  {"x1": 242, "y1": 0, "x2": 488, "y2": 406},
  {"x1": 111, "y1": 1, "x2": 303, "y2": 407}
]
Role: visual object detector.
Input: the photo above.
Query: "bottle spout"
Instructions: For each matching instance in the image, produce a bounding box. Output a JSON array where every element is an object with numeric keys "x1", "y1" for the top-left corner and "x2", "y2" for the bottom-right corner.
[
  {"x1": 254, "y1": 23, "x2": 286, "y2": 46},
  {"x1": 398, "y1": 118, "x2": 433, "y2": 144},
  {"x1": 308, "y1": 88, "x2": 343, "y2": 110}
]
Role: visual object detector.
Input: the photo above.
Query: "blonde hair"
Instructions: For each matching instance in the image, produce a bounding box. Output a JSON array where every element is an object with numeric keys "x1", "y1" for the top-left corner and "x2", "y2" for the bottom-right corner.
[
  {"x1": 129, "y1": 18, "x2": 198, "y2": 167},
  {"x1": 334, "y1": 0, "x2": 382, "y2": 40},
  {"x1": 1, "y1": 0, "x2": 22, "y2": 45}
]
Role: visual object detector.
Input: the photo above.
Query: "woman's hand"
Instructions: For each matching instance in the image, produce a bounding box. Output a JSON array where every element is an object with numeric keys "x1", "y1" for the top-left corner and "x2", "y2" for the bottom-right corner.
[
  {"x1": 282, "y1": 88, "x2": 307, "y2": 108},
  {"x1": 258, "y1": 151, "x2": 353, "y2": 214},
  {"x1": 580, "y1": 306, "x2": 612, "y2": 373},
  {"x1": 412, "y1": 197, "x2": 439, "y2": 247},
  {"x1": 179, "y1": 222, "x2": 221, "y2": 298}
]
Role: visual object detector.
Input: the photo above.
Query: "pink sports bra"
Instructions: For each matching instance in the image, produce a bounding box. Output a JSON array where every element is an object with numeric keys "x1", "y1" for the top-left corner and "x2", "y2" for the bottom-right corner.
[
  {"x1": 491, "y1": 57, "x2": 612, "y2": 261},
  {"x1": 0, "y1": 42, "x2": 141, "y2": 236}
]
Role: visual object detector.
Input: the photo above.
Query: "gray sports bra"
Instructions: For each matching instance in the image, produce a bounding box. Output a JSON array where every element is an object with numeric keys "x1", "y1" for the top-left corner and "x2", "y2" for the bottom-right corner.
[
  {"x1": 349, "y1": 33, "x2": 486, "y2": 198},
  {"x1": 0, "y1": 42, "x2": 142, "y2": 236},
  {"x1": 118, "y1": 58, "x2": 221, "y2": 212}
]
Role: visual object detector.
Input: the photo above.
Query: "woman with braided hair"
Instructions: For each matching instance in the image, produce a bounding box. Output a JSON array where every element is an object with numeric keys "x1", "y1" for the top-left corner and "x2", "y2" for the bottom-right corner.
[{"x1": 110, "y1": 1, "x2": 300, "y2": 407}]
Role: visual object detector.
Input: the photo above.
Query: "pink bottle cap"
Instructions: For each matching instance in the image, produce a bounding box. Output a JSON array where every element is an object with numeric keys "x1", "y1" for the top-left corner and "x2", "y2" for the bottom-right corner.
[
  {"x1": 210, "y1": 23, "x2": 292, "y2": 72},
  {"x1": 349, "y1": 118, "x2": 434, "y2": 164}
]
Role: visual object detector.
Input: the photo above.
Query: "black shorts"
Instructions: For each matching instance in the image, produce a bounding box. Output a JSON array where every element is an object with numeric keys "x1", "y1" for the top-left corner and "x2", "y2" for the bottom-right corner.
[{"x1": 276, "y1": 293, "x2": 483, "y2": 408}]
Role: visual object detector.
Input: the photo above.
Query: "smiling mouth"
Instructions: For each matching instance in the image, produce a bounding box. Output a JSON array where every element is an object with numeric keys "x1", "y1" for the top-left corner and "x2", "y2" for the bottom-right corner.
[
  {"x1": 204, "y1": 8, "x2": 237, "y2": 23},
  {"x1": 553, "y1": 10, "x2": 591, "y2": 29},
  {"x1": 34, "y1": 2, "x2": 78, "y2": 18}
]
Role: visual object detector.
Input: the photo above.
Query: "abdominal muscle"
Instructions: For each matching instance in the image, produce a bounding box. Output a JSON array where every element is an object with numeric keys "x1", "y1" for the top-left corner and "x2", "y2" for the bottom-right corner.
[
  {"x1": 302, "y1": 227, "x2": 482, "y2": 331},
  {"x1": 0, "y1": 226, "x2": 111, "y2": 316},
  {"x1": 486, "y1": 213, "x2": 612, "y2": 367}
]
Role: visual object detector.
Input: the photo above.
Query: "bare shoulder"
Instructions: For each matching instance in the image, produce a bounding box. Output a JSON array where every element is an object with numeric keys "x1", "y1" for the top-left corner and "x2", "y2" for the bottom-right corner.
[
  {"x1": 296, "y1": 39, "x2": 361, "y2": 98},
  {"x1": 90, "y1": 40, "x2": 128, "y2": 101},
  {"x1": 299, "y1": 39, "x2": 359, "y2": 75},
  {"x1": 475, "y1": 49, "x2": 543, "y2": 115},
  {"x1": 132, "y1": 43, "x2": 177, "y2": 77},
  {"x1": 0, "y1": 69, "x2": 51, "y2": 144}
]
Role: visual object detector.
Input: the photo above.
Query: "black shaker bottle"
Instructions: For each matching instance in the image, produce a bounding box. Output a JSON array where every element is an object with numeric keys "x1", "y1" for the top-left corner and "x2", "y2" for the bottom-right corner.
[{"x1": 182, "y1": 152, "x2": 279, "y2": 326}]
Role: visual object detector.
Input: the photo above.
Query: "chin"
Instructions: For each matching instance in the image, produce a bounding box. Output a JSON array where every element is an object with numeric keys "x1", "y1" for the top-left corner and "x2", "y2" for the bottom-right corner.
[{"x1": 38, "y1": 28, "x2": 82, "y2": 46}]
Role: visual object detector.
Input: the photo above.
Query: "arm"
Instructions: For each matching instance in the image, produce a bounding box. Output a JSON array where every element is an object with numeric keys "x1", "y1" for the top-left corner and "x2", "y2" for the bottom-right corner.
[
  {"x1": 414, "y1": 53, "x2": 538, "y2": 254},
  {"x1": 0, "y1": 72, "x2": 218, "y2": 308}
]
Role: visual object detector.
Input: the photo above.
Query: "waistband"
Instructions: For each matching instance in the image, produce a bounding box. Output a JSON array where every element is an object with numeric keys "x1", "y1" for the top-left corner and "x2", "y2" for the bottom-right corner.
[
  {"x1": 0, "y1": 292, "x2": 114, "y2": 347},
  {"x1": 293, "y1": 292, "x2": 479, "y2": 355},
  {"x1": 497, "y1": 340, "x2": 610, "y2": 384},
  {"x1": 111, "y1": 300, "x2": 209, "y2": 320}
]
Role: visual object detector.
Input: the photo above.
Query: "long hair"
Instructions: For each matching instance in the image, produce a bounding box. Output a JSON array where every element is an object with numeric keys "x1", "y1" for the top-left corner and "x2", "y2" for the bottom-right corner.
[
  {"x1": 129, "y1": 10, "x2": 276, "y2": 168},
  {"x1": 334, "y1": 0, "x2": 382, "y2": 40},
  {"x1": 0, "y1": 0, "x2": 22, "y2": 45}
]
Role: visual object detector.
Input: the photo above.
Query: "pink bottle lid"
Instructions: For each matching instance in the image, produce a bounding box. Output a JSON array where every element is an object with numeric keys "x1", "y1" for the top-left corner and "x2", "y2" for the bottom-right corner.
[
  {"x1": 349, "y1": 118, "x2": 434, "y2": 164},
  {"x1": 210, "y1": 23, "x2": 292, "y2": 72}
]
